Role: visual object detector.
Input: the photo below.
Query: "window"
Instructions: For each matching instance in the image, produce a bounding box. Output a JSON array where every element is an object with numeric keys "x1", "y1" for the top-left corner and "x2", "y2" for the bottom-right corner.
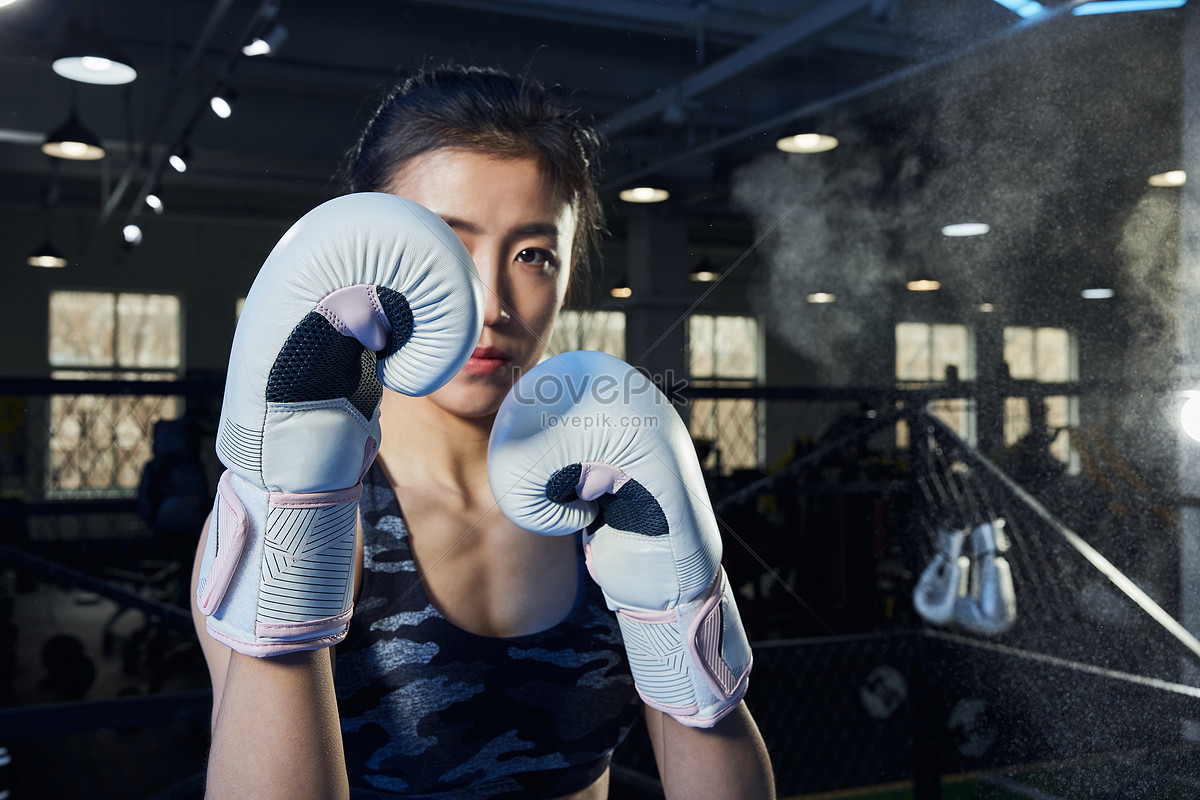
[
  {"x1": 895, "y1": 322, "x2": 975, "y2": 447},
  {"x1": 545, "y1": 309, "x2": 625, "y2": 360},
  {"x1": 1003, "y1": 326, "x2": 1077, "y2": 467},
  {"x1": 688, "y1": 315, "x2": 761, "y2": 475},
  {"x1": 47, "y1": 291, "x2": 182, "y2": 497}
]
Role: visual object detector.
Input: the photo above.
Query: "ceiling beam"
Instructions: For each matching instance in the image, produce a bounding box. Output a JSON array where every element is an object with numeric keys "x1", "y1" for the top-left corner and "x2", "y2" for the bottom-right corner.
[
  {"x1": 597, "y1": 0, "x2": 876, "y2": 139},
  {"x1": 393, "y1": 0, "x2": 777, "y2": 41},
  {"x1": 599, "y1": 0, "x2": 1091, "y2": 194}
]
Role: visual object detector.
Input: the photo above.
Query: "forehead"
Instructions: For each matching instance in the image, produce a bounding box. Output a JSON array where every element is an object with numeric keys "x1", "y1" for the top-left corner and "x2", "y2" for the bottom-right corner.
[{"x1": 386, "y1": 148, "x2": 575, "y2": 235}]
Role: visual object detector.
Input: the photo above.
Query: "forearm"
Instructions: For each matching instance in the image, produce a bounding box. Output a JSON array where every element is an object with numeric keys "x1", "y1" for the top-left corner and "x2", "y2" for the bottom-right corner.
[
  {"x1": 648, "y1": 702, "x2": 775, "y2": 800},
  {"x1": 206, "y1": 648, "x2": 348, "y2": 800}
]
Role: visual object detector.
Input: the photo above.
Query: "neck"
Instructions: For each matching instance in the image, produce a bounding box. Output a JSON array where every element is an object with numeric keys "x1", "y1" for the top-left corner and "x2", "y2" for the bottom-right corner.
[{"x1": 375, "y1": 391, "x2": 495, "y2": 500}]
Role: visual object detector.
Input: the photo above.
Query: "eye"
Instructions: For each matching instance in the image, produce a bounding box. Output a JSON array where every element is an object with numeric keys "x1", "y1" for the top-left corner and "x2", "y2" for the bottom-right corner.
[{"x1": 515, "y1": 247, "x2": 558, "y2": 268}]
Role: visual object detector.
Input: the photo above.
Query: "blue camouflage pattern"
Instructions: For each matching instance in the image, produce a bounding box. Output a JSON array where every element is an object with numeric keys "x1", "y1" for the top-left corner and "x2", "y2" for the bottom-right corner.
[{"x1": 335, "y1": 463, "x2": 640, "y2": 799}]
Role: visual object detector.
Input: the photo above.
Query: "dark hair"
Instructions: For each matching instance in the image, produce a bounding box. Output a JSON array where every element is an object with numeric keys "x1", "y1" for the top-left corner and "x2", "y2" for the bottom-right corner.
[{"x1": 344, "y1": 65, "x2": 603, "y2": 304}]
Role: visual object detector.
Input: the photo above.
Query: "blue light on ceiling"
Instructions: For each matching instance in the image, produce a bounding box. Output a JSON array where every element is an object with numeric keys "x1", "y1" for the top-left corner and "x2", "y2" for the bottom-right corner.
[
  {"x1": 1073, "y1": 0, "x2": 1186, "y2": 13},
  {"x1": 991, "y1": 0, "x2": 1046, "y2": 18}
]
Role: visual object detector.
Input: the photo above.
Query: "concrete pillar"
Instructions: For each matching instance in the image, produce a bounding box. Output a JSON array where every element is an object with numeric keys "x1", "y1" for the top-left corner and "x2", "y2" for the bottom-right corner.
[
  {"x1": 1180, "y1": 4, "x2": 1200, "y2": 694},
  {"x1": 621, "y1": 202, "x2": 692, "y2": 388}
]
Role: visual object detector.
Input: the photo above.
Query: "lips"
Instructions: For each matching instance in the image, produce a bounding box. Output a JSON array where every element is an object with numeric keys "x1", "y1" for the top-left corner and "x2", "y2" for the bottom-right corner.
[{"x1": 463, "y1": 346, "x2": 509, "y2": 376}]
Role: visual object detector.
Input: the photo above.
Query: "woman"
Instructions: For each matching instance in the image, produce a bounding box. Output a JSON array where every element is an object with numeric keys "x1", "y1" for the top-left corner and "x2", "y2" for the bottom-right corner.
[{"x1": 191, "y1": 64, "x2": 775, "y2": 800}]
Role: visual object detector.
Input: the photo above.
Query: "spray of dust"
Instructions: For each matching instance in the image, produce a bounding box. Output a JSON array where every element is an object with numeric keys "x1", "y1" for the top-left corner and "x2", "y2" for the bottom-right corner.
[{"x1": 731, "y1": 13, "x2": 1179, "y2": 388}]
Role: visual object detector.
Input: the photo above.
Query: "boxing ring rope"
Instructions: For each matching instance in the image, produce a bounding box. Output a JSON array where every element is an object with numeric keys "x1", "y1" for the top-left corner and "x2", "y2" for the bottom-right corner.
[
  {"x1": 4, "y1": 379, "x2": 1200, "y2": 797},
  {"x1": 918, "y1": 409, "x2": 1200, "y2": 665}
]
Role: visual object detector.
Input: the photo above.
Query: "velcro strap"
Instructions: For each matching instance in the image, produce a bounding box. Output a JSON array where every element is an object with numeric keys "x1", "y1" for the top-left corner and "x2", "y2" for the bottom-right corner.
[
  {"x1": 196, "y1": 471, "x2": 249, "y2": 616},
  {"x1": 268, "y1": 483, "x2": 363, "y2": 508}
]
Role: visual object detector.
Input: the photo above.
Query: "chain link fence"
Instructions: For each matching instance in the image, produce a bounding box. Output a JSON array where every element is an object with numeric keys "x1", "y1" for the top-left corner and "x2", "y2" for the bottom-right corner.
[{"x1": 2, "y1": 378, "x2": 1199, "y2": 797}]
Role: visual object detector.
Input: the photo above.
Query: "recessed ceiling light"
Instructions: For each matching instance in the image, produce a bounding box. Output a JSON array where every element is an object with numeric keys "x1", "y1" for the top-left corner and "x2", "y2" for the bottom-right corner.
[
  {"x1": 907, "y1": 280, "x2": 941, "y2": 292},
  {"x1": 776, "y1": 133, "x2": 839, "y2": 154},
  {"x1": 1149, "y1": 170, "x2": 1186, "y2": 187},
  {"x1": 806, "y1": 292, "x2": 836, "y2": 304},
  {"x1": 942, "y1": 223, "x2": 990, "y2": 237},
  {"x1": 619, "y1": 187, "x2": 669, "y2": 203},
  {"x1": 978, "y1": 303, "x2": 996, "y2": 312},
  {"x1": 1081, "y1": 287, "x2": 1115, "y2": 299}
]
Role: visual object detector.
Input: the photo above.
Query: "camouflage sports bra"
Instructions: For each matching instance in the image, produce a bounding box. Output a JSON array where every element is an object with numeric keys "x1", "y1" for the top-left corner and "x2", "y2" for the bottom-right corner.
[{"x1": 334, "y1": 463, "x2": 640, "y2": 799}]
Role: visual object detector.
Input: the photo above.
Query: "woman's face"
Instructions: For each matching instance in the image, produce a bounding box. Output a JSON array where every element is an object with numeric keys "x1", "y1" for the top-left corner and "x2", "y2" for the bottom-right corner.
[{"x1": 387, "y1": 148, "x2": 576, "y2": 419}]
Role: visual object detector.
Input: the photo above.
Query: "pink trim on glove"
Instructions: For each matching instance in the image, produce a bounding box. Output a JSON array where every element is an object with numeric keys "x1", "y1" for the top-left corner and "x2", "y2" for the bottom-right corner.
[
  {"x1": 575, "y1": 462, "x2": 631, "y2": 501},
  {"x1": 617, "y1": 606, "x2": 678, "y2": 624},
  {"x1": 269, "y1": 483, "x2": 363, "y2": 508},
  {"x1": 208, "y1": 622, "x2": 350, "y2": 657},
  {"x1": 316, "y1": 284, "x2": 391, "y2": 351},
  {"x1": 582, "y1": 534, "x2": 600, "y2": 586},
  {"x1": 255, "y1": 607, "x2": 353, "y2": 639},
  {"x1": 197, "y1": 471, "x2": 249, "y2": 616},
  {"x1": 668, "y1": 703, "x2": 743, "y2": 729}
]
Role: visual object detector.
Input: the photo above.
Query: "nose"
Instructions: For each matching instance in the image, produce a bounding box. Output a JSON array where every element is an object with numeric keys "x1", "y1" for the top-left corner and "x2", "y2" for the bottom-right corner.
[{"x1": 478, "y1": 257, "x2": 512, "y2": 327}]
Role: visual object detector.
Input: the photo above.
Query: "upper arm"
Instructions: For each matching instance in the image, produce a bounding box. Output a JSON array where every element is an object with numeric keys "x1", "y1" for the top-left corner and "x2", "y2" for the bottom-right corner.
[{"x1": 190, "y1": 514, "x2": 232, "y2": 730}]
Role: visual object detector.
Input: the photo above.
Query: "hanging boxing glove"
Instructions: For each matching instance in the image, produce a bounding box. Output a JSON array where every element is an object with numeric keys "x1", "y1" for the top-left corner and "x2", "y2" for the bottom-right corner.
[
  {"x1": 954, "y1": 520, "x2": 1017, "y2": 636},
  {"x1": 913, "y1": 527, "x2": 968, "y2": 626},
  {"x1": 195, "y1": 192, "x2": 484, "y2": 657},
  {"x1": 487, "y1": 350, "x2": 751, "y2": 728}
]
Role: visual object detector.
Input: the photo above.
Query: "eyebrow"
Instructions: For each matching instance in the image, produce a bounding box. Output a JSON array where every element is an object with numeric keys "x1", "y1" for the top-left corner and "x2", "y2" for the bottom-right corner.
[{"x1": 440, "y1": 216, "x2": 559, "y2": 239}]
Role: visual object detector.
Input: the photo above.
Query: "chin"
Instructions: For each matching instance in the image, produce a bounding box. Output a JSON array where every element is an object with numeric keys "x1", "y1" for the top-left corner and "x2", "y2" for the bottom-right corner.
[{"x1": 429, "y1": 370, "x2": 518, "y2": 420}]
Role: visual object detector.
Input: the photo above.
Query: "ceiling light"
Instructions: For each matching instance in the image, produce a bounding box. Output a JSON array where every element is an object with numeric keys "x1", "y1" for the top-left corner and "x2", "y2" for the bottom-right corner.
[
  {"x1": 619, "y1": 187, "x2": 669, "y2": 203},
  {"x1": 689, "y1": 258, "x2": 721, "y2": 283},
  {"x1": 1081, "y1": 287, "x2": 1114, "y2": 299},
  {"x1": 806, "y1": 292, "x2": 836, "y2": 304},
  {"x1": 146, "y1": 192, "x2": 164, "y2": 214},
  {"x1": 610, "y1": 276, "x2": 632, "y2": 298},
  {"x1": 1074, "y1": 0, "x2": 1186, "y2": 15},
  {"x1": 26, "y1": 238, "x2": 68, "y2": 268},
  {"x1": 1149, "y1": 170, "x2": 1186, "y2": 187},
  {"x1": 52, "y1": 21, "x2": 137, "y2": 85},
  {"x1": 169, "y1": 147, "x2": 192, "y2": 173},
  {"x1": 41, "y1": 111, "x2": 105, "y2": 160},
  {"x1": 1183, "y1": 393, "x2": 1200, "y2": 443},
  {"x1": 776, "y1": 133, "x2": 839, "y2": 154},
  {"x1": 210, "y1": 87, "x2": 238, "y2": 119},
  {"x1": 243, "y1": 22, "x2": 288, "y2": 57},
  {"x1": 907, "y1": 279, "x2": 941, "y2": 292},
  {"x1": 991, "y1": 0, "x2": 1046, "y2": 18},
  {"x1": 978, "y1": 303, "x2": 996, "y2": 312},
  {"x1": 122, "y1": 224, "x2": 143, "y2": 246},
  {"x1": 942, "y1": 222, "x2": 990, "y2": 237}
]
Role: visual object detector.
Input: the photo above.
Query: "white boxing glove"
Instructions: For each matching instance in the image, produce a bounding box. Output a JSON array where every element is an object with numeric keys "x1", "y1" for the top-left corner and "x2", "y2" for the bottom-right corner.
[
  {"x1": 955, "y1": 520, "x2": 1017, "y2": 636},
  {"x1": 488, "y1": 350, "x2": 751, "y2": 728},
  {"x1": 195, "y1": 192, "x2": 483, "y2": 657},
  {"x1": 913, "y1": 528, "x2": 968, "y2": 626}
]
